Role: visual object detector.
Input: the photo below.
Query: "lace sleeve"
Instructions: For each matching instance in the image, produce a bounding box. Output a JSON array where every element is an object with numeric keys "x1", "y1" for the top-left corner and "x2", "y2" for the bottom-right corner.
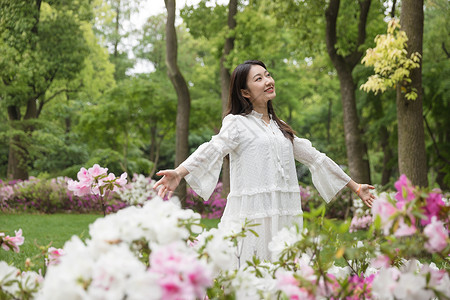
[
  {"x1": 181, "y1": 114, "x2": 240, "y2": 201},
  {"x1": 293, "y1": 137, "x2": 350, "y2": 203}
]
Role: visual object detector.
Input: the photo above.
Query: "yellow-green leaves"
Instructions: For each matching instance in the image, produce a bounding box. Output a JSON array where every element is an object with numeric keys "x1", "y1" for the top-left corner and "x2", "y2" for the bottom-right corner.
[{"x1": 360, "y1": 19, "x2": 421, "y2": 100}]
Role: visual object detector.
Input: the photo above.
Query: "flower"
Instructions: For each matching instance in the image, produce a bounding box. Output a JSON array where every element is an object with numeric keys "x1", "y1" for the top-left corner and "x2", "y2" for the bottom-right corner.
[
  {"x1": 371, "y1": 193, "x2": 397, "y2": 235},
  {"x1": 276, "y1": 269, "x2": 314, "y2": 300},
  {"x1": 423, "y1": 216, "x2": 448, "y2": 253},
  {"x1": 0, "y1": 229, "x2": 25, "y2": 253},
  {"x1": 421, "y1": 192, "x2": 445, "y2": 226},
  {"x1": 268, "y1": 224, "x2": 304, "y2": 260},
  {"x1": 394, "y1": 218, "x2": 417, "y2": 238},
  {"x1": 149, "y1": 242, "x2": 212, "y2": 300},
  {"x1": 394, "y1": 174, "x2": 415, "y2": 208},
  {"x1": 393, "y1": 272, "x2": 434, "y2": 300},
  {"x1": 46, "y1": 247, "x2": 65, "y2": 266}
]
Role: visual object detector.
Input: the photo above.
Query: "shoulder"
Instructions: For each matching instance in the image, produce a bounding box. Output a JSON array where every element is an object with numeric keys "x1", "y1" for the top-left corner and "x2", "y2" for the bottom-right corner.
[{"x1": 222, "y1": 113, "x2": 246, "y2": 124}]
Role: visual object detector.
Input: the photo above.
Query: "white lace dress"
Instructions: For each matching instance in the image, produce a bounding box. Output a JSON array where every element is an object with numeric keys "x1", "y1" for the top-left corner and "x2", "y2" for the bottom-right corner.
[{"x1": 181, "y1": 110, "x2": 350, "y2": 265}]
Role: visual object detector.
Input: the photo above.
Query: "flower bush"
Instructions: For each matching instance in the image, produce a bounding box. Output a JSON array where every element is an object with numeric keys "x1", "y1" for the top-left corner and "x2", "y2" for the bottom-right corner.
[
  {"x1": 186, "y1": 182, "x2": 227, "y2": 219},
  {"x1": 1, "y1": 174, "x2": 449, "y2": 299},
  {"x1": 0, "y1": 176, "x2": 127, "y2": 214}
]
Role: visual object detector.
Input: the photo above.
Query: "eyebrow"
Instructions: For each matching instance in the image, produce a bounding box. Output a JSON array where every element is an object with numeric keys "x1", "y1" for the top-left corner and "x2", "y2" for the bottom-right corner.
[{"x1": 252, "y1": 71, "x2": 268, "y2": 79}]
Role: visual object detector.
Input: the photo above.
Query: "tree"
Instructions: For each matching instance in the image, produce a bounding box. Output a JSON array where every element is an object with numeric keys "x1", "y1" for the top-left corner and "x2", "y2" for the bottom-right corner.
[
  {"x1": 271, "y1": 0, "x2": 388, "y2": 184},
  {"x1": 324, "y1": 0, "x2": 372, "y2": 184},
  {"x1": 92, "y1": 0, "x2": 137, "y2": 80},
  {"x1": 0, "y1": 0, "x2": 90, "y2": 179},
  {"x1": 165, "y1": 0, "x2": 192, "y2": 203},
  {"x1": 396, "y1": 0, "x2": 428, "y2": 186}
]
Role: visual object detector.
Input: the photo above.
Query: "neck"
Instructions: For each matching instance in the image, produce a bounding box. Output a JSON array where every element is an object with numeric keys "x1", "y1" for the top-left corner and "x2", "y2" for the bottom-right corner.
[{"x1": 252, "y1": 104, "x2": 268, "y2": 117}]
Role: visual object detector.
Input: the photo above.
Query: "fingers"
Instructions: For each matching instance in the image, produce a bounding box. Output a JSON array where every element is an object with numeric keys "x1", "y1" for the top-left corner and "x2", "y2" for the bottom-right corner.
[
  {"x1": 168, "y1": 191, "x2": 174, "y2": 199},
  {"x1": 368, "y1": 185, "x2": 375, "y2": 190}
]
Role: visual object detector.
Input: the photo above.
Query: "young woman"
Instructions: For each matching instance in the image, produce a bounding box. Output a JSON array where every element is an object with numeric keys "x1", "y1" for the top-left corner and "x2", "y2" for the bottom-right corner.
[{"x1": 153, "y1": 60, "x2": 375, "y2": 265}]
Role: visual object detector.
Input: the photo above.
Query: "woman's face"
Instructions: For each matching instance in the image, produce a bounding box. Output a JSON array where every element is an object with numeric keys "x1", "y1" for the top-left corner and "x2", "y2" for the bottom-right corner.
[{"x1": 242, "y1": 64, "x2": 276, "y2": 106}]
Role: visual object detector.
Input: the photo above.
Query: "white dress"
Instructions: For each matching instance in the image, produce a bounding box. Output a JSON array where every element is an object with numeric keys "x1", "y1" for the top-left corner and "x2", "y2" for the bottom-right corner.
[{"x1": 181, "y1": 110, "x2": 350, "y2": 265}]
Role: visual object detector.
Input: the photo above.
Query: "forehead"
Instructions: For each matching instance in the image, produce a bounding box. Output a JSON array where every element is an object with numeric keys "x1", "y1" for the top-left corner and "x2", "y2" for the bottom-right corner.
[{"x1": 248, "y1": 65, "x2": 267, "y2": 78}]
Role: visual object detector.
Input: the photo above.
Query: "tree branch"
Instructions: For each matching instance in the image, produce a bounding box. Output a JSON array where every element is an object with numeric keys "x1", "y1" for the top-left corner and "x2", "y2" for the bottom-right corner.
[
  {"x1": 325, "y1": 0, "x2": 340, "y2": 64},
  {"x1": 346, "y1": 0, "x2": 371, "y2": 67},
  {"x1": 37, "y1": 82, "x2": 83, "y2": 117}
]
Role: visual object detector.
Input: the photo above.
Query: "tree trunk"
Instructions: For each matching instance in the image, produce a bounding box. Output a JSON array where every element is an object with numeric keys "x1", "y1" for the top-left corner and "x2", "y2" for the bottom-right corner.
[
  {"x1": 336, "y1": 68, "x2": 371, "y2": 183},
  {"x1": 396, "y1": 0, "x2": 428, "y2": 187},
  {"x1": 7, "y1": 106, "x2": 29, "y2": 179},
  {"x1": 165, "y1": 0, "x2": 191, "y2": 204},
  {"x1": 325, "y1": 0, "x2": 371, "y2": 184},
  {"x1": 220, "y1": 0, "x2": 238, "y2": 197}
]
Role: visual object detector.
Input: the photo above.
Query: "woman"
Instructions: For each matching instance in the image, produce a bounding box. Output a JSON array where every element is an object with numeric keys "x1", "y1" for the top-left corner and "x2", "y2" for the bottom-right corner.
[{"x1": 153, "y1": 60, "x2": 375, "y2": 265}]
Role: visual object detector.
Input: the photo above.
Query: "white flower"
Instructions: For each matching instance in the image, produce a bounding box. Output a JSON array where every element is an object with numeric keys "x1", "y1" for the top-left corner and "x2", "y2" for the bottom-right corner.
[
  {"x1": 268, "y1": 225, "x2": 304, "y2": 259},
  {"x1": 393, "y1": 272, "x2": 434, "y2": 300},
  {"x1": 327, "y1": 264, "x2": 351, "y2": 280},
  {"x1": 195, "y1": 228, "x2": 235, "y2": 273},
  {"x1": 0, "y1": 261, "x2": 20, "y2": 296},
  {"x1": 230, "y1": 268, "x2": 275, "y2": 300},
  {"x1": 371, "y1": 268, "x2": 400, "y2": 300}
]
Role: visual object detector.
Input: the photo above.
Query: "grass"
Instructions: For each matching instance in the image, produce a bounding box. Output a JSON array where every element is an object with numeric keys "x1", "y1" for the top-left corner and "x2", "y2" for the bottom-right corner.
[{"x1": 0, "y1": 213, "x2": 220, "y2": 272}]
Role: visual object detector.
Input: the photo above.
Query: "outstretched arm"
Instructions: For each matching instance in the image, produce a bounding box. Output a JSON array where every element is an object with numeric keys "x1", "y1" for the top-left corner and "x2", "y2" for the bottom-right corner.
[
  {"x1": 153, "y1": 166, "x2": 189, "y2": 198},
  {"x1": 346, "y1": 179, "x2": 375, "y2": 207}
]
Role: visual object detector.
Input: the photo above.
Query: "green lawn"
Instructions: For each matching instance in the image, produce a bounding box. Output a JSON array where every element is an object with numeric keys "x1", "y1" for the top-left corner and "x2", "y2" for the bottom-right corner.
[{"x1": 0, "y1": 213, "x2": 220, "y2": 272}]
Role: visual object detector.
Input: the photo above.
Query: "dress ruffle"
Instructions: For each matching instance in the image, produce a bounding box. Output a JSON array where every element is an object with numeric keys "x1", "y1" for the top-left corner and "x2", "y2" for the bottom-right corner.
[{"x1": 222, "y1": 190, "x2": 303, "y2": 221}]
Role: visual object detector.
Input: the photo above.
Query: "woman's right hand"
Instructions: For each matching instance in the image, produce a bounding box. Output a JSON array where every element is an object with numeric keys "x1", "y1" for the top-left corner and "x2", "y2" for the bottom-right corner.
[{"x1": 153, "y1": 167, "x2": 189, "y2": 198}]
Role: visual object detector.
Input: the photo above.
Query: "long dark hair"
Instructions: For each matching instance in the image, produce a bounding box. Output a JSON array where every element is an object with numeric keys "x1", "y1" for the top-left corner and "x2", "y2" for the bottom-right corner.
[{"x1": 225, "y1": 60, "x2": 295, "y2": 142}]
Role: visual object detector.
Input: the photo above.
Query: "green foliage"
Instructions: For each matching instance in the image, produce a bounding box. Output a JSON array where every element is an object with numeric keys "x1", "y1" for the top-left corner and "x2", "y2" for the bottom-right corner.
[
  {"x1": 422, "y1": 0, "x2": 450, "y2": 188},
  {"x1": 360, "y1": 19, "x2": 421, "y2": 100}
]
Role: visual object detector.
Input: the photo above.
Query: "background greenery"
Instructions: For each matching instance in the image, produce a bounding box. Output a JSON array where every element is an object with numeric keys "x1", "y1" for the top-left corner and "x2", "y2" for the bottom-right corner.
[{"x1": 0, "y1": 0, "x2": 448, "y2": 190}]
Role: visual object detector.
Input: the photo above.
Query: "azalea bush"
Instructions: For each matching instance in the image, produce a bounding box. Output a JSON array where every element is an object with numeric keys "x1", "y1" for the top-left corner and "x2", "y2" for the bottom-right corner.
[
  {"x1": 186, "y1": 182, "x2": 227, "y2": 219},
  {"x1": 0, "y1": 176, "x2": 127, "y2": 214},
  {"x1": 1, "y1": 174, "x2": 448, "y2": 299}
]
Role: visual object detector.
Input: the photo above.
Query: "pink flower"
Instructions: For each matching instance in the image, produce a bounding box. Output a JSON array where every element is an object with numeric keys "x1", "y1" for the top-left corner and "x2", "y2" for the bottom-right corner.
[
  {"x1": 77, "y1": 167, "x2": 92, "y2": 184},
  {"x1": 88, "y1": 164, "x2": 108, "y2": 178},
  {"x1": 116, "y1": 173, "x2": 128, "y2": 187},
  {"x1": 276, "y1": 270, "x2": 314, "y2": 300},
  {"x1": 424, "y1": 217, "x2": 448, "y2": 253},
  {"x1": 372, "y1": 194, "x2": 397, "y2": 235},
  {"x1": 394, "y1": 174, "x2": 415, "y2": 208},
  {"x1": 1, "y1": 229, "x2": 25, "y2": 253},
  {"x1": 67, "y1": 179, "x2": 91, "y2": 197},
  {"x1": 394, "y1": 218, "x2": 417, "y2": 237},
  {"x1": 149, "y1": 244, "x2": 212, "y2": 299},
  {"x1": 421, "y1": 192, "x2": 445, "y2": 226},
  {"x1": 370, "y1": 255, "x2": 391, "y2": 269},
  {"x1": 46, "y1": 247, "x2": 65, "y2": 266}
]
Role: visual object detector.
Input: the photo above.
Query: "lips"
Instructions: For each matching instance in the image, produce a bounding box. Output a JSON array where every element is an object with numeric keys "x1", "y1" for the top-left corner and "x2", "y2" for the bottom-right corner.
[{"x1": 265, "y1": 87, "x2": 274, "y2": 93}]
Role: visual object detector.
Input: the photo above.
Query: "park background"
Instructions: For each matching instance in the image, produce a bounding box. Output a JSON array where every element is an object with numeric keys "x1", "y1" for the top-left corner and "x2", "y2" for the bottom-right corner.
[{"x1": 1, "y1": 0, "x2": 448, "y2": 194}]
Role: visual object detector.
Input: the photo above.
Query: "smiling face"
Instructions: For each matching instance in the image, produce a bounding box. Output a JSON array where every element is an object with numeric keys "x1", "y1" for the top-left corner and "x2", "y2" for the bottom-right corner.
[{"x1": 241, "y1": 64, "x2": 276, "y2": 107}]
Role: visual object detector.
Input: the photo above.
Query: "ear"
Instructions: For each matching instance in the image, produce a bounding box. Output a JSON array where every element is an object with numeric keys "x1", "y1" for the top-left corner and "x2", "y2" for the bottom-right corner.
[{"x1": 240, "y1": 89, "x2": 250, "y2": 99}]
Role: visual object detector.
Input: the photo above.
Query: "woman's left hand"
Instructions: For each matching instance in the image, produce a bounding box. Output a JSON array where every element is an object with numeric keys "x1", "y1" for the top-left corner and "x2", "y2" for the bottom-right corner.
[{"x1": 358, "y1": 184, "x2": 376, "y2": 207}]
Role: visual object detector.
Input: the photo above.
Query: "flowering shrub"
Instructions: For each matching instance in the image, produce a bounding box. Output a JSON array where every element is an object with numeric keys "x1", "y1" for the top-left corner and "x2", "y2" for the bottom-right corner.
[
  {"x1": 116, "y1": 173, "x2": 158, "y2": 205},
  {"x1": 349, "y1": 197, "x2": 373, "y2": 232},
  {"x1": 1, "y1": 176, "x2": 127, "y2": 214},
  {"x1": 186, "y1": 182, "x2": 227, "y2": 219},
  {"x1": 301, "y1": 183, "x2": 354, "y2": 220},
  {"x1": 1, "y1": 175, "x2": 449, "y2": 299}
]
